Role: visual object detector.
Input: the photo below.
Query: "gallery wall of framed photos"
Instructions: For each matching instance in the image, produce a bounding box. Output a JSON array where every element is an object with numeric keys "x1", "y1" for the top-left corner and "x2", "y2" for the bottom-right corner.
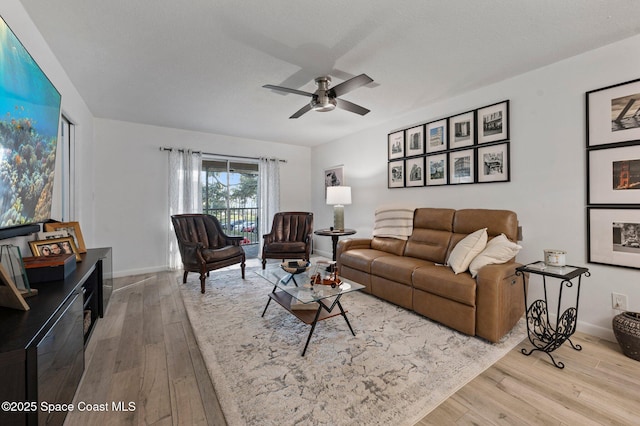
[
  {"x1": 586, "y1": 77, "x2": 640, "y2": 269},
  {"x1": 387, "y1": 100, "x2": 510, "y2": 188}
]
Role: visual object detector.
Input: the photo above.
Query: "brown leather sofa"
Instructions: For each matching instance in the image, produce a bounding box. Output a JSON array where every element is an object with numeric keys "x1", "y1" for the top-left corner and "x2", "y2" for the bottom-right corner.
[{"x1": 336, "y1": 208, "x2": 524, "y2": 343}]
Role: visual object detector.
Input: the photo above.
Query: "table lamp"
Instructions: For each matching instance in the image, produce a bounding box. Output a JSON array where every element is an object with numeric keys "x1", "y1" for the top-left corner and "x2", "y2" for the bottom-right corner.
[{"x1": 326, "y1": 186, "x2": 351, "y2": 231}]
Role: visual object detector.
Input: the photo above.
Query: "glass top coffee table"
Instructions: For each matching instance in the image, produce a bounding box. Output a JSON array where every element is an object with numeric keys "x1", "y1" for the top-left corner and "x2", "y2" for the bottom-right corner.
[{"x1": 257, "y1": 265, "x2": 365, "y2": 356}]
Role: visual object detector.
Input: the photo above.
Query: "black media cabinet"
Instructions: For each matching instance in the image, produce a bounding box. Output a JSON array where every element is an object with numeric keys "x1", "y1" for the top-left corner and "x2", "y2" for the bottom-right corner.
[{"x1": 0, "y1": 247, "x2": 112, "y2": 426}]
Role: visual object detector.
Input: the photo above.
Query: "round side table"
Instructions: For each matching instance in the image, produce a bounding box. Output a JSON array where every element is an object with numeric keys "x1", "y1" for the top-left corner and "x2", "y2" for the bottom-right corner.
[{"x1": 313, "y1": 228, "x2": 356, "y2": 261}]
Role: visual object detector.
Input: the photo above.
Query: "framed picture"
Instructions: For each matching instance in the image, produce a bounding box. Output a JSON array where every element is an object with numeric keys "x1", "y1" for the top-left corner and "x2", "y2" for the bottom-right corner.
[
  {"x1": 37, "y1": 230, "x2": 69, "y2": 240},
  {"x1": 388, "y1": 160, "x2": 405, "y2": 188},
  {"x1": 0, "y1": 245, "x2": 31, "y2": 293},
  {"x1": 406, "y1": 125, "x2": 425, "y2": 156},
  {"x1": 405, "y1": 157, "x2": 425, "y2": 187},
  {"x1": 426, "y1": 153, "x2": 448, "y2": 186},
  {"x1": 449, "y1": 111, "x2": 475, "y2": 149},
  {"x1": 44, "y1": 221, "x2": 87, "y2": 253},
  {"x1": 388, "y1": 131, "x2": 405, "y2": 160},
  {"x1": 588, "y1": 144, "x2": 640, "y2": 204},
  {"x1": 449, "y1": 149, "x2": 475, "y2": 184},
  {"x1": 587, "y1": 78, "x2": 640, "y2": 148},
  {"x1": 477, "y1": 100, "x2": 509, "y2": 144},
  {"x1": 588, "y1": 207, "x2": 640, "y2": 269},
  {"x1": 0, "y1": 263, "x2": 29, "y2": 310},
  {"x1": 324, "y1": 164, "x2": 344, "y2": 187},
  {"x1": 30, "y1": 236, "x2": 80, "y2": 262},
  {"x1": 477, "y1": 143, "x2": 510, "y2": 183},
  {"x1": 426, "y1": 119, "x2": 448, "y2": 153}
]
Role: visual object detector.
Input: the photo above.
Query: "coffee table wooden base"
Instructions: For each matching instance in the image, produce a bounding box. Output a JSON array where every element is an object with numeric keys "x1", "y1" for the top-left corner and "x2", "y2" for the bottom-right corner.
[{"x1": 262, "y1": 290, "x2": 355, "y2": 356}]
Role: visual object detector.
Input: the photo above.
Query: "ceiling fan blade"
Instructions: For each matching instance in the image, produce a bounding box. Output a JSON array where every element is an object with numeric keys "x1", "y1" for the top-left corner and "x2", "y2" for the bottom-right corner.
[
  {"x1": 263, "y1": 84, "x2": 313, "y2": 97},
  {"x1": 335, "y1": 99, "x2": 370, "y2": 116},
  {"x1": 329, "y1": 74, "x2": 373, "y2": 97},
  {"x1": 290, "y1": 103, "x2": 313, "y2": 119}
]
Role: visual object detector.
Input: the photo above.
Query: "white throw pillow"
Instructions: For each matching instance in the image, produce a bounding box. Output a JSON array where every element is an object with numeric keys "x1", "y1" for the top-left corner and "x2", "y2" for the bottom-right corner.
[
  {"x1": 469, "y1": 233, "x2": 522, "y2": 278},
  {"x1": 447, "y1": 228, "x2": 488, "y2": 274}
]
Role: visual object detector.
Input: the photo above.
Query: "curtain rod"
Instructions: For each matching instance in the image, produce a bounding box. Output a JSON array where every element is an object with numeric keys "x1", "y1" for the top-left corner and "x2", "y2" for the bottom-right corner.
[{"x1": 159, "y1": 147, "x2": 286, "y2": 163}]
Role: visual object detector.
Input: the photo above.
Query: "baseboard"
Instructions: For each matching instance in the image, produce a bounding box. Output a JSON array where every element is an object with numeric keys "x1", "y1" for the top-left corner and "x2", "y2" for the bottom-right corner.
[
  {"x1": 577, "y1": 321, "x2": 616, "y2": 343},
  {"x1": 546, "y1": 313, "x2": 616, "y2": 343},
  {"x1": 113, "y1": 265, "x2": 167, "y2": 278},
  {"x1": 312, "y1": 249, "x2": 333, "y2": 260}
]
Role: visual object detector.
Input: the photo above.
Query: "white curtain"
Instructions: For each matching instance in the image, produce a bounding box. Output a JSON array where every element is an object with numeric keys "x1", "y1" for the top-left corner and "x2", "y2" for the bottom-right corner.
[
  {"x1": 168, "y1": 149, "x2": 203, "y2": 270},
  {"x1": 259, "y1": 158, "x2": 280, "y2": 255}
]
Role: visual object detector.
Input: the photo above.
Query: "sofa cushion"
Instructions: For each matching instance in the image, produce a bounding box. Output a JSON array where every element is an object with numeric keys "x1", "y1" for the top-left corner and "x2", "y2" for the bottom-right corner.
[
  {"x1": 453, "y1": 209, "x2": 518, "y2": 241},
  {"x1": 447, "y1": 228, "x2": 487, "y2": 274},
  {"x1": 371, "y1": 255, "x2": 433, "y2": 285},
  {"x1": 201, "y1": 245, "x2": 244, "y2": 263},
  {"x1": 469, "y1": 234, "x2": 522, "y2": 278},
  {"x1": 339, "y1": 249, "x2": 393, "y2": 274},
  {"x1": 263, "y1": 241, "x2": 307, "y2": 253},
  {"x1": 412, "y1": 264, "x2": 477, "y2": 306},
  {"x1": 404, "y1": 208, "x2": 455, "y2": 263},
  {"x1": 371, "y1": 237, "x2": 407, "y2": 256}
]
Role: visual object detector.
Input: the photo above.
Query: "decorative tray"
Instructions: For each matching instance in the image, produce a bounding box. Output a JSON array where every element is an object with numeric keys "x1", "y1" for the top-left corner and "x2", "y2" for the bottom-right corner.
[{"x1": 280, "y1": 260, "x2": 311, "y2": 274}]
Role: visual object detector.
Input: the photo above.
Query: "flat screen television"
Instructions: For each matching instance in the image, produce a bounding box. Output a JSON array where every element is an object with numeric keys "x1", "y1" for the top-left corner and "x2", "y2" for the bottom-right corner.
[{"x1": 0, "y1": 16, "x2": 62, "y2": 239}]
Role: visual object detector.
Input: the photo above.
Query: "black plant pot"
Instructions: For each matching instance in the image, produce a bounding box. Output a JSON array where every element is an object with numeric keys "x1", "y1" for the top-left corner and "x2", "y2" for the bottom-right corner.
[{"x1": 612, "y1": 311, "x2": 640, "y2": 361}]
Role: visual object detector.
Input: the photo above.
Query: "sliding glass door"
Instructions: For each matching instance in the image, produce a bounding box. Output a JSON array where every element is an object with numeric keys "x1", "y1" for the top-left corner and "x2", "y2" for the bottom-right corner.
[{"x1": 201, "y1": 158, "x2": 259, "y2": 256}]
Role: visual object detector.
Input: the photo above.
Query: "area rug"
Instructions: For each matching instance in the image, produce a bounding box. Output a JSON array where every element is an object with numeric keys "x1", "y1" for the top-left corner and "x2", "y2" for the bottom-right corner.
[{"x1": 180, "y1": 266, "x2": 526, "y2": 426}]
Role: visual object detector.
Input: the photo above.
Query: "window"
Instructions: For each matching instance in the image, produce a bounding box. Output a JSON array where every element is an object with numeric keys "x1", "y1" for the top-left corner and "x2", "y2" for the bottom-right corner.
[{"x1": 202, "y1": 158, "x2": 259, "y2": 257}]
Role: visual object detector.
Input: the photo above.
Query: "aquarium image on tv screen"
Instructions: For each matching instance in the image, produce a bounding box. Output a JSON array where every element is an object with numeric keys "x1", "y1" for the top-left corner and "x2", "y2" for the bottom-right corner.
[{"x1": 0, "y1": 16, "x2": 62, "y2": 229}]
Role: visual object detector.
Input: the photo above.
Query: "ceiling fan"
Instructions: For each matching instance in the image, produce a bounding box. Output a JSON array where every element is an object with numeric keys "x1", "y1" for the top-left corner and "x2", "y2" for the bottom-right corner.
[{"x1": 263, "y1": 74, "x2": 373, "y2": 119}]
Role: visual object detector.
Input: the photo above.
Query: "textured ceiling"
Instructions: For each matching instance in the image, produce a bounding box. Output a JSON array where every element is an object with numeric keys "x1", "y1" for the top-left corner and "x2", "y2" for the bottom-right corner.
[{"x1": 18, "y1": 0, "x2": 640, "y2": 146}]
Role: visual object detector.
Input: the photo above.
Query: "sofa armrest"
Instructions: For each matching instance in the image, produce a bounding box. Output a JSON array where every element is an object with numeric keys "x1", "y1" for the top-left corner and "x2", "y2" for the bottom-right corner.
[
  {"x1": 475, "y1": 262, "x2": 525, "y2": 343},
  {"x1": 337, "y1": 238, "x2": 372, "y2": 257}
]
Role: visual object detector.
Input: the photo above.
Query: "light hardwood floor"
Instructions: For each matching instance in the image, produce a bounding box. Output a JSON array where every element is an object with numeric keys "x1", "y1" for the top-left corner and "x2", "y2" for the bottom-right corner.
[{"x1": 66, "y1": 269, "x2": 640, "y2": 426}]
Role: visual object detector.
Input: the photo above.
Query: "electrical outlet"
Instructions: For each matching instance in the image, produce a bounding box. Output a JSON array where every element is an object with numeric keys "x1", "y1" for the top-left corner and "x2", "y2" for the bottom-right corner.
[{"x1": 612, "y1": 292, "x2": 628, "y2": 310}]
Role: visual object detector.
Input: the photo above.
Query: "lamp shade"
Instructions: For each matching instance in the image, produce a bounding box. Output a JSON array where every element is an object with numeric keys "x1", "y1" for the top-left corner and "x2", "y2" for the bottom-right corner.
[{"x1": 326, "y1": 186, "x2": 351, "y2": 205}]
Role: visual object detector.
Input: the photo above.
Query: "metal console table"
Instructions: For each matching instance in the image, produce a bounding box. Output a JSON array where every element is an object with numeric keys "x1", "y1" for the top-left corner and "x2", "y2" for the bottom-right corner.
[{"x1": 516, "y1": 262, "x2": 590, "y2": 369}]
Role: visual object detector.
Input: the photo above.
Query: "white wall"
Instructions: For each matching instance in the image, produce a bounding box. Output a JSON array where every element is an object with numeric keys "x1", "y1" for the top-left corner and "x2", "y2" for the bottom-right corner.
[
  {"x1": 7, "y1": 0, "x2": 639, "y2": 340},
  {"x1": 311, "y1": 35, "x2": 640, "y2": 341},
  {"x1": 92, "y1": 119, "x2": 311, "y2": 277},
  {"x1": 2, "y1": 1, "x2": 95, "y2": 252}
]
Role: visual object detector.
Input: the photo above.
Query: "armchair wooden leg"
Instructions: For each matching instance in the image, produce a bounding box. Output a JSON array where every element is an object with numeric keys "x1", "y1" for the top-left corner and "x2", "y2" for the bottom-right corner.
[
  {"x1": 199, "y1": 274, "x2": 206, "y2": 293},
  {"x1": 241, "y1": 255, "x2": 246, "y2": 279},
  {"x1": 183, "y1": 271, "x2": 188, "y2": 283},
  {"x1": 262, "y1": 259, "x2": 266, "y2": 269}
]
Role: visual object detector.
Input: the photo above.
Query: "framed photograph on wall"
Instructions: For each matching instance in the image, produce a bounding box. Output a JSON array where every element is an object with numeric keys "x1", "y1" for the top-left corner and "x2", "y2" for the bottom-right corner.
[
  {"x1": 477, "y1": 100, "x2": 509, "y2": 144},
  {"x1": 588, "y1": 207, "x2": 640, "y2": 269},
  {"x1": 388, "y1": 130, "x2": 405, "y2": 160},
  {"x1": 324, "y1": 165, "x2": 344, "y2": 187},
  {"x1": 426, "y1": 119, "x2": 448, "y2": 153},
  {"x1": 449, "y1": 111, "x2": 475, "y2": 149},
  {"x1": 324, "y1": 164, "x2": 344, "y2": 199},
  {"x1": 587, "y1": 78, "x2": 640, "y2": 147},
  {"x1": 588, "y1": 144, "x2": 640, "y2": 204},
  {"x1": 405, "y1": 157, "x2": 425, "y2": 187},
  {"x1": 477, "y1": 143, "x2": 510, "y2": 183},
  {"x1": 406, "y1": 125, "x2": 425, "y2": 156},
  {"x1": 449, "y1": 149, "x2": 475, "y2": 184},
  {"x1": 388, "y1": 160, "x2": 405, "y2": 188},
  {"x1": 426, "y1": 153, "x2": 448, "y2": 186}
]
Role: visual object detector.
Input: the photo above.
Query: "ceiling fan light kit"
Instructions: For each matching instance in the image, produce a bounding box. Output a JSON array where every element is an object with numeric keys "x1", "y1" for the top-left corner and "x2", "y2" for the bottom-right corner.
[
  {"x1": 311, "y1": 77, "x2": 337, "y2": 112},
  {"x1": 263, "y1": 73, "x2": 373, "y2": 119}
]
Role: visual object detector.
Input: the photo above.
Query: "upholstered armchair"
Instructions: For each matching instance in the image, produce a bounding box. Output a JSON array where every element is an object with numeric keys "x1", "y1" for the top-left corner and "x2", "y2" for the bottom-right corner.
[
  {"x1": 171, "y1": 214, "x2": 246, "y2": 293},
  {"x1": 261, "y1": 212, "x2": 313, "y2": 269}
]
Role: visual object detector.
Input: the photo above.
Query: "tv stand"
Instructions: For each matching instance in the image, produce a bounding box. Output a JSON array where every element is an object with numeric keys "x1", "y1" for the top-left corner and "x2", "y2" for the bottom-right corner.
[{"x1": 0, "y1": 248, "x2": 112, "y2": 426}]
